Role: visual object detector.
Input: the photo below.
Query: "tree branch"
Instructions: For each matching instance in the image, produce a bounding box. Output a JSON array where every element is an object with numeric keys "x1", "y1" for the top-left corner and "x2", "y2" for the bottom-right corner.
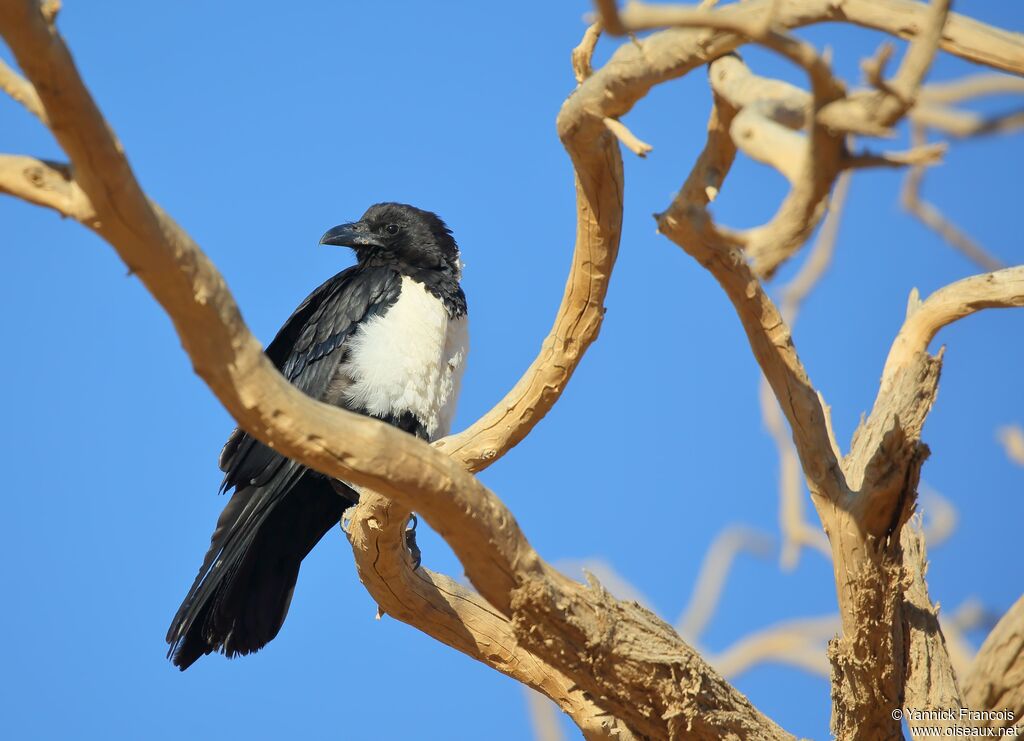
[
  {"x1": 0, "y1": 55, "x2": 47, "y2": 123},
  {"x1": 763, "y1": 171, "x2": 849, "y2": 569},
  {"x1": 962, "y1": 595, "x2": 1024, "y2": 731},
  {"x1": 0, "y1": 153, "x2": 93, "y2": 221},
  {"x1": 6, "y1": 1, "x2": 1020, "y2": 737},
  {"x1": 599, "y1": 0, "x2": 1024, "y2": 76},
  {"x1": 600, "y1": 4, "x2": 1022, "y2": 734},
  {"x1": 676, "y1": 526, "x2": 775, "y2": 641},
  {"x1": 903, "y1": 78, "x2": 1022, "y2": 269},
  {"x1": 345, "y1": 491, "x2": 635, "y2": 741},
  {"x1": 709, "y1": 615, "x2": 838, "y2": 679},
  {"x1": 0, "y1": 5, "x2": 795, "y2": 738},
  {"x1": 657, "y1": 90, "x2": 847, "y2": 505},
  {"x1": 880, "y1": 267, "x2": 1024, "y2": 390},
  {"x1": 900, "y1": 519, "x2": 963, "y2": 733}
]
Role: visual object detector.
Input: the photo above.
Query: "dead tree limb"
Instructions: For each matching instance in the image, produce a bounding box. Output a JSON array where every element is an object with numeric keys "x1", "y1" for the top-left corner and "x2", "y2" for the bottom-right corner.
[
  {"x1": 592, "y1": 2, "x2": 1023, "y2": 735},
  {"x1": 0, "y1": 2, "x2": 791, "y2": 738},
  {"x1": 3, "y1": 0, "x2": 1022, "y2": 738},
  {"x1": 962, "y1": 596, "x2": 1024, "y2": 731}
]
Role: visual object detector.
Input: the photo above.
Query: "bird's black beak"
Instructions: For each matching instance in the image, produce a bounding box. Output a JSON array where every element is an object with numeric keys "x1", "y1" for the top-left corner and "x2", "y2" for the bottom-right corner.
[{"x1": 319, "y1": 221, "x2": 385, "y2": 249}]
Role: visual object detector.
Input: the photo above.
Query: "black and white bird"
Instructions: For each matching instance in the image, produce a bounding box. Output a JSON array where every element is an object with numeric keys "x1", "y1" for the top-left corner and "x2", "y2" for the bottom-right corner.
[{"x1": 166, "y1": 202, "x2": 468, "y2": 670}]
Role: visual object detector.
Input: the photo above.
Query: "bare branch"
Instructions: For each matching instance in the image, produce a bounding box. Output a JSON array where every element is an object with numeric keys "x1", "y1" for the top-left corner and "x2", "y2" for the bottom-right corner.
[
  {"x1": 571, "y1": 22, "x2": 602, "y2": 85},
  {"x1": 6, "y1": 1, "x2": 1019, "y2": 737},
  {"x1": 919, "y1": 73, "x2": 1024, "y2": 105},
  {"x1": 598, "y1": 0, "x2": 1024, "y2": 76},
  {"x1": 0, "y1": 6, "x2": 796, "y2": 738},
  {"x1": 608, "y1": 10, "x2": 849, "y2": 278},
  {"x1": 901, "y1": 124, "x2": 1008, "y2": 271},
  {"x1": 843, "y1": 141, "x2": 946, "y2": 171},
  {"x1": 910, "y1": 105, "x2": 1024, "y2": 138},
  {"x1": 0, "y1": 55, "x2": 47, "y2": 123},
  {"x1": 708, "y1": 53, "x2": 808, "y2": 130},
  {"x1": 779, "y1": 170, "x2": 849, "y2": 322},
  {"x1": 576, "y1": 0, "x2": 1024, "y2": 152},
  {"x1": 881, "y1": 267, "x2": 1024, "y2": 390},
  {"x1": 603, "y1": 116, "x2": 652, "y2": 157},
  {"x1": 676, "y1": 526, "x2": 775, "y2": 641},
  {"x1": 0, "y1": 154, "x2": 93, "y2": 221},
  {"x1": 818, "y1": 0, "x2": 953, "y2": 135},
  {"x1": 658, "y1": 95, "x2": 846, "y2": 504},
  {"x1": 888, "y1": 0, "x2": 951, "y2": 101},
  {"x1": 760, "y1": 171, "x2": 849, "y2": 568},
  {"x1": 761, "y1": 374, "x2": 832, "y2": 570},
  {"x1": 962, "y1": 595, "x2": 1024, "y2": 731},
  {"x1": 709, "y1": 615, "x2": 838, "y2": 679},
  {"x1": 609, "y1": 5, "x2": 1021, "y2": 733},
  {"x1": 345, "y1": 491, "x2": 633, "y2": 741},
  {"x1": 900, "y1": 520, "x2": 963, "y2": 725},
  {"x1": 433, "y1": 118, "x2": 622, "y2": 472},
  {"x1": 729, "y1": 106, "x2": 806, "y2": 183},
  {"x1": 525, "y1": 689, "x2": 568, "y2": 741}
]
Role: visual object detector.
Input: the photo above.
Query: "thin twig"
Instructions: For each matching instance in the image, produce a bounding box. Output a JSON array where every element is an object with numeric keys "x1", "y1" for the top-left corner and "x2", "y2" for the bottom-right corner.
[
  {"x1": 0, "y1": 55, "x2": 47, "y2": 123},
  {"x1": 603, "y1": 117, "x2": 653, "y2": 157}
]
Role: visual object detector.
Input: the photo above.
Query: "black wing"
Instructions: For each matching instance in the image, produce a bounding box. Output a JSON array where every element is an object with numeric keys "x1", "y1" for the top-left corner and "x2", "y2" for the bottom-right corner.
[
  {"x1": 167, "y1": 265, "x2": 401, "y2": 668},
  {"x1": 218, "y1": 264, "x2": 402, "y2": 491}
]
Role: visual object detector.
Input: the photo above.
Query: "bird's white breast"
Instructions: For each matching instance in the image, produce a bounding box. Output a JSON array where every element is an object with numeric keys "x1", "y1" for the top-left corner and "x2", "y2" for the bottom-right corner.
[{"x1": 339, "y1": 276, "x2": 467, "y2": 440}]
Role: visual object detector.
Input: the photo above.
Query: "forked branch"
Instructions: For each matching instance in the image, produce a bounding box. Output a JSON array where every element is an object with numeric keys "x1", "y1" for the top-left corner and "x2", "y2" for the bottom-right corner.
[
  {"x1": 0, "y1": 3, "x2": 789, "y2": 739},
  {"x1": 4, "y1": 0, "x2": 1023, "y2": 738}
]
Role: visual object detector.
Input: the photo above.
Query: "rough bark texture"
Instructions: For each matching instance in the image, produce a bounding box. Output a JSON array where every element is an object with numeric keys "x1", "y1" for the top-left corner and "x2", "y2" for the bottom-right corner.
[
  {"x1": 962, "y1": 596, "x2": 1024, "y2": 731},
  {"x1": 3, "y1": 0, "x2": 1023, "y2": 738}
]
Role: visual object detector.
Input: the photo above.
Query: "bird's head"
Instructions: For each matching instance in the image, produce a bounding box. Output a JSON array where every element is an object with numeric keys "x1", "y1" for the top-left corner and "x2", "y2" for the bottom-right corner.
[{"x1": 319, "y1": 203, "x2": 461, "y2": 276}]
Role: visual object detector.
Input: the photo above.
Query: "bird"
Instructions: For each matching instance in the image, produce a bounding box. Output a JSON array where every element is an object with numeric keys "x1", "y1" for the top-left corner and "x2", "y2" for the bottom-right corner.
[{"x1": 166, "y1": 202, "x2": 468, "y2": 670}]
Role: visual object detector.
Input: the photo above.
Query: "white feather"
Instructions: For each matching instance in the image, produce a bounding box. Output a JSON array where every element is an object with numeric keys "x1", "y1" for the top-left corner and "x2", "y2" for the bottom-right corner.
[{"x1": 338, "y1": 276, "x2": 467, "y2": 440}]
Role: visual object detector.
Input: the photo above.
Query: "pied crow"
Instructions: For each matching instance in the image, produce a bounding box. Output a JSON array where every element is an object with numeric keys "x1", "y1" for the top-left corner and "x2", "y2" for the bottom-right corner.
[{"x1": 166, "y1": 202, "x2": 468, "y2": 670}]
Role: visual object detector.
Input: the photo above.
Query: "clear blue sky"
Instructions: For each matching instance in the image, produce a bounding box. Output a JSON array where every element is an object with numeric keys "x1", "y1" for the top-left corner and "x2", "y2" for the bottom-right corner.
[{"x1": 2, "y1": 2, "x2": 1021, "y2": 739}]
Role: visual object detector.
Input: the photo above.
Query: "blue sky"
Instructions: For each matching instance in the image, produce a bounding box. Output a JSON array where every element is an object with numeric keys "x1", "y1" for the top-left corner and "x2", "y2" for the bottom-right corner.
[{"x1": 1, "y1": 2, "x2": 1021, "y2": 739}]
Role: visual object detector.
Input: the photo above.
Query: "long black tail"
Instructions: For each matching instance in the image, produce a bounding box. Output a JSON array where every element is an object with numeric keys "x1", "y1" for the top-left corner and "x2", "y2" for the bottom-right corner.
[{"x1": 167, "y1": 464, "x2": 355, "y2": 670}]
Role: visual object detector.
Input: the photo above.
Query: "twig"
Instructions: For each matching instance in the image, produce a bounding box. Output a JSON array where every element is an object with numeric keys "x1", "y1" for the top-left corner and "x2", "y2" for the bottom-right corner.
[
  {"x1": 919, "y1": 73, "x2": 1024, "y2": 104},
  {"x1": 900, "y1": 117, "x2": 1012, "y2": 270},
  {"x1": 708, "y1": 615, "x2": 839, "y2": 678},
  {"x1": 0, "y1": 55, "x2": 47, "y2": 123},
  {"x1": 844, "y1": 141, "x2": 946, "y2": 170},
  {"x1": 762, "y1": 172, "x2": 849, "y2": 570},
  {"x1": 0, "y1": 154, "x2": 93, "y2": 221},
  {"x1": 880, "y1": 267, "x2": 1024, "y2": 389},
  {"x1": 658, "y1": 97, "x2": 846, "y2": 505},
  {"x1": 524, "y1": 690, "x2": 568, "y2": 741},
  {"x1": 571, "y1": 22, "x2": 602, "y2": 85},
  {"x1": 910, "y1": 105, "x2": 1024, "y2": 138},
  {"x1": 676, "y1": 526, "x2": 775, "y2": 641},
  {"x1": 603, "y1": 116, "x2": 653, "y2": 157},
  {"x1": 0, "y1": 5, "x2": 789, "y2": 738},
  {"x1": 818, "y1": 0, "x2": 953, "y2": 135}
]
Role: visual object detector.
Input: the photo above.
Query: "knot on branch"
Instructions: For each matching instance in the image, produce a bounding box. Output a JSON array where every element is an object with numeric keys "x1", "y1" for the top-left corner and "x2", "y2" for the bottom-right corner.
[{"x1": 23, "y1": 159, "x2": 71, "y2": 190}]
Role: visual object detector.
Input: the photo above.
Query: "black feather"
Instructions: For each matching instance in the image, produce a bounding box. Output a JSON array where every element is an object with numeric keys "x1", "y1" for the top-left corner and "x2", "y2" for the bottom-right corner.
[
  {"x1": 167, "y1": 264, "x2": 400, "y2": 669},
  {"x1": 168, "y1": 202, "x2": 467, "y2": 670}
]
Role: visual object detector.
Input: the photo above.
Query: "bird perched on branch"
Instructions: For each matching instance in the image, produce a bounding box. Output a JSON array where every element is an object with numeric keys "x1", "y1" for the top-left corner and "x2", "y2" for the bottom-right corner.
[{"x1": 167, "y1": 203, "x2": 468, "y2": 670}]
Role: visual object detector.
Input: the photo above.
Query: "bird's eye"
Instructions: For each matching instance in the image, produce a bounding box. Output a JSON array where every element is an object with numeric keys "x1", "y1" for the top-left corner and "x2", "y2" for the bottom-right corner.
[{"x1": 385, "y1": 223, "x2": 400, "y2": 235}]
